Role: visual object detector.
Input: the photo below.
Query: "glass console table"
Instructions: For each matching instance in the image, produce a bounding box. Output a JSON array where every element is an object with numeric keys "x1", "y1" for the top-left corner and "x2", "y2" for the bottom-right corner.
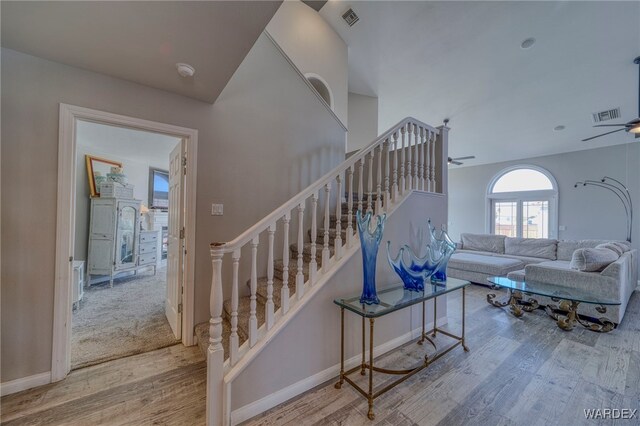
[
  {"x1": 487, "y1": 276, "x2": 620, "y2": 332},
  {"x1": 333, "y1": 278, "x2": 470, "y2": 420}
]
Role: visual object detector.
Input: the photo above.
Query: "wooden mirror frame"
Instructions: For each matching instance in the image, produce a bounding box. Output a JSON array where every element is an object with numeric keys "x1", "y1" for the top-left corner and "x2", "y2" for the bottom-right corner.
[{"x1": 85, "y1": 155, "x2": 122, "y2": 197}]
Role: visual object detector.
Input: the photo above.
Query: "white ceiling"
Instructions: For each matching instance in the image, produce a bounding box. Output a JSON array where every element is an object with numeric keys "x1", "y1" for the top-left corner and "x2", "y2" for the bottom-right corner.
[
  {"x1": 1, "y1": 1, "x2": 282, "y2": 103},
  {"x1": 77, "y1": 120, "x2": 180, "y2": 168},
  {"x1": 320, "y1": 1, "x2": 640, "y2": 167}
]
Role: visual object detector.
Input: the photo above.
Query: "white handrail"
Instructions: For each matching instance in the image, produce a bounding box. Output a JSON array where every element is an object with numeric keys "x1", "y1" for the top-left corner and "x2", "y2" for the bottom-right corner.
[{"x1": 209, "y1": 117, "x2": 438, "y2": 254}]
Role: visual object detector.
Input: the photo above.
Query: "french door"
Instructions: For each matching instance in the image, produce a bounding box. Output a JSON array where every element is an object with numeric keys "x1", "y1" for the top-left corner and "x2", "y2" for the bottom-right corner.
[{"x1": 492, "y1": 199, "x2": 550, "y2": 239}]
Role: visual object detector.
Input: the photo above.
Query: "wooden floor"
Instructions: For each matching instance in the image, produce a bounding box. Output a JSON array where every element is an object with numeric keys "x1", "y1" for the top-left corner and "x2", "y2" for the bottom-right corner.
[
  {"x1": 245, "y1": 285, "x2": 640, "y2": 426},
  {"x1": 0, "y1": 344, "x2": 206, "y2": 425},
  {"x1": 2, "y1": 285, "x2": 638, "y2": 425}
]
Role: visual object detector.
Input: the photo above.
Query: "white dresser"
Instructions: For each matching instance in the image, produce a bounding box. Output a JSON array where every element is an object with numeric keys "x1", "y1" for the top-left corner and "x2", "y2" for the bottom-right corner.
[{"x1": 87, "y1": 197, "x2": 159, "y2": 287}]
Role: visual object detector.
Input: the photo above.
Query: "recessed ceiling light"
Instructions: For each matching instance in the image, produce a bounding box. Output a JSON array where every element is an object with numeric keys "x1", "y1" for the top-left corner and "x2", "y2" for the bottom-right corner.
[
  {"x1": 176, "y1": 63, "x2": 195, "y2": 78},
  {"x1": 520, "y1": 37, "x2": 536, "y2": 49},
  {"x1": 554, "y1": 125, "x2": 565, "y2": 131}
]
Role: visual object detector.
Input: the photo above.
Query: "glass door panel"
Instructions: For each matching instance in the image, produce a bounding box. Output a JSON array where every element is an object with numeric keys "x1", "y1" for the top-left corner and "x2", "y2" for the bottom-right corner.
[
  {"x1": 493, "y1": 201, "x2": 517, "y2": 237},
  {"x1": 522, "y1": 200, "x2": 549, "y2": 238},
  {"x1": 118, "y1": 206, "x2": 136, "y2": 266}
]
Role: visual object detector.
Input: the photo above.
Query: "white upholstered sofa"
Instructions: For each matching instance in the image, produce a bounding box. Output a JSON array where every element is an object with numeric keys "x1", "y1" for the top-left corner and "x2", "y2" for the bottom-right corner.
[{"x1": 447, "y1": 233, "x2": 638, "y2": 324}]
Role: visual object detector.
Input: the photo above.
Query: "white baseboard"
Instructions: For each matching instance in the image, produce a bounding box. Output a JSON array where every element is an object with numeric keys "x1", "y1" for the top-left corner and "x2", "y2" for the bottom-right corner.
[
  {"x1": 230, "y1": 317, "x2": 449, "y2": 425},
  {"x1": 1, "y1": 371, "x2": 51, "y2": 397}
]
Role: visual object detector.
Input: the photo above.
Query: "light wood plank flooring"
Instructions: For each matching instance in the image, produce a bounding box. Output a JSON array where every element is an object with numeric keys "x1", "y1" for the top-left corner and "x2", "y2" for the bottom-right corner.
[
  {"x1": 1, "y1": 344, "x2": 206, "y2": 425},
  {"x1": 3, "y1": 285, "x2": 638, "y2": 425},
  {"x1": 244, "y1": 285, "x2": 640, "y2": 426}
]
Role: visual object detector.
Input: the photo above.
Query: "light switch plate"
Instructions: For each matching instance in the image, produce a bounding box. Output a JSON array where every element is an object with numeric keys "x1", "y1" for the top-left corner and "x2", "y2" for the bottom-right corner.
[{"x1": 211, "y1": 203, "x2": 224, "y2": 216}]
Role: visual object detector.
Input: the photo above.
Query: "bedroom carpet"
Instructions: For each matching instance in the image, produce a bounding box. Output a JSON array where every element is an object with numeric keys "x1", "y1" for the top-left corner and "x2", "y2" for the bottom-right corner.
[{"x1": 71, "y1": 266, "x2": 180, "y2": 370}]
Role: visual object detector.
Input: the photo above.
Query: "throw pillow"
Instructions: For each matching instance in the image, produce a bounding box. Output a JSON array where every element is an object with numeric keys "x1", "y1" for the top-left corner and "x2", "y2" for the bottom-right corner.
[
  {"x1": 596, "y1": 243, "x2": 624, "y2": 256},
  {"x1": 570, "y1": 247, "x2": 619, "y2": 272},
  {"x1": 610, "y1": 241, "x2": 631, "y2": 253}
]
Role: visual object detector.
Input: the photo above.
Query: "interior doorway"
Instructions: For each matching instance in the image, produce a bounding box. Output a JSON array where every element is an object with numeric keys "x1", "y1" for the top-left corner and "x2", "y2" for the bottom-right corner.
[{"x1": 53, "y1": 104, "x2": 198, "y2": 381}]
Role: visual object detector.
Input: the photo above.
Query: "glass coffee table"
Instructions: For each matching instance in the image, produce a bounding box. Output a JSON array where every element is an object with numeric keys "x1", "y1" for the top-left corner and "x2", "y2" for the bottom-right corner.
[{"x1": 487, "y1": 276, "x2": 620, "y2": 332}]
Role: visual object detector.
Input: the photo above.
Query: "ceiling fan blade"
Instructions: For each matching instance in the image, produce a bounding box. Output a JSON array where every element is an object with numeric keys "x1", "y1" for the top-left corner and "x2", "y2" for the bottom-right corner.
[
  {"x1": 593, "y1": 124, "x2": 628, "y2": 127},
  {"x1": 451, "y1": 161, "x2": 463, "y2": 165},
  {"x1": 452, "y1": 156, "x2": 475, "y2": 160},
  {"x1": 582, "y1": 128, "x2": 626, "y2": 142}
]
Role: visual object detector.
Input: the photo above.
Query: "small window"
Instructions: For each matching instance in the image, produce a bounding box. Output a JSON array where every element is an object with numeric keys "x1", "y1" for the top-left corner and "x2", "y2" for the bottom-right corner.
[
  {"x1": 305, "y1": 73, "x2": 333, "y2": 109},
  {"x1": 487, "y1": 166, "x2": 558, "y2": 239}
]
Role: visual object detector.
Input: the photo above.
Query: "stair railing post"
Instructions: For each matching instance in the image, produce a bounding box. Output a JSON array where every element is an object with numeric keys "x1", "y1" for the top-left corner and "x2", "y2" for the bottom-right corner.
[
  {"x1": 392, "y1": 131, "x2": 399, "y2": 203},
  {"x1": 310, "y1": 191, "x2": 318, "y2": 285},
  {"x1": 413, "y1": 123, "x2": 419, "y2": 190},
  {"x1": 322, "y1": 182, "x2": 331, "y2": 272},
  {"x1": 384, "y1": 138, "x2": 390, "y2": 212},
  {"x1": 249, "y1": 236, "x2": 259, "y2": 347},
  {"x1": 400, "y1": 125, "x2": 407, "y2": 195},
  {"x1": 266, "y1": 226, "x2": 275, "y2": 330},
  {"x1": 281, "y1": 213, "x2": 290, "y2": 314},
  {"x1": 358, "y1": 159, "x2": 364, "y2": 213},
  {"x1": 296, "y1": 202, "x2": 305, "y2": 300},
  {"x1": 419, "y1": 126, "x2": 425, "y2": 191},
  {"x1": 334, "y1": 174, "x2": 343, "y2": 259},
  {"x1": 376, "y1": 144, "x2": 383, "y2": 215},
  {"x1": 407, "y1": 123, "x2": 413, "y2": 190},
  {"x1": 435, "y1": 123, "x2": 449, "y2": 195},
  {"x1": 430, "y1": 130, "x2": 437, "y2": 191},
  {"x1": 207, "y1": 248, "x2": 224, "y2": 426},
  {"x1": 367, "y1": 151, "x2": 374, "y2": 212},
  {"x1": 346, "y1": 167, "x2": 354, "y2": 247},
  {"x1": 230, "y1": 249, "x2": 240, "y2": 366}
]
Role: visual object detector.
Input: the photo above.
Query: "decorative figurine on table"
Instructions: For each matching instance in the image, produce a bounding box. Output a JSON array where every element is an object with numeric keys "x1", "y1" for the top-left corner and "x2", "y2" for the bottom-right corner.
[
  {"x1": 387, "y1": 219, "x2": 456, "y2": 291},
  {"x1": 357, "y1": 210, "x2": 387, "y2": 305}
]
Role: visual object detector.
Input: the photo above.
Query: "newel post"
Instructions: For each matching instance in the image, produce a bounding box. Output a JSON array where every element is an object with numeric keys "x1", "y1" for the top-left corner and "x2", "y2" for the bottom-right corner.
[
  {"x1": 435, "y1": 123, "x2": 450, "y2": 196},
  {"x1": 207, "y1": 245, "x2": 225, "y2": 426}
]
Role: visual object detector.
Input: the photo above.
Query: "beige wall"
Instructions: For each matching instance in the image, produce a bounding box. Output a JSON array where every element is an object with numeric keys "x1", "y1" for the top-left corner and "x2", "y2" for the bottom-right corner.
[
  {"x1": 347, "y1": 92, "x2": 379, "y2": 152},
  {"x1": 1, "y1": 32, "x2": 345, "y2": 382},
  {"x1": 266, "y1": 0, "x2": 348, "y2": 127},
  {"x1": 232, "y1": 191, "x2": 448, "y2": 411}
]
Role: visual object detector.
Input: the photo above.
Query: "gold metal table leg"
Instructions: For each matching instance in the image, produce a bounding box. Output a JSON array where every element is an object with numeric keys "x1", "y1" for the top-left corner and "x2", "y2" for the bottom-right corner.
[
  {"x1": 335, "y1": 307, "x2": 345, "y2": 389},
  {"x1": 367, "y1": 318, "x2": 375, "y2": 420},
  {"x1": 432, "y1": 295, "x2": 437, "y2": 337},
  {"x1": 418, "y1": 301, "x2": 426, "y2": 345},
  {"x1": 462, "y1": 286, "x2": 469, "y2": 351},
  {"x1": 360, "y1": 316, "x2": 366, "y2": 375}
]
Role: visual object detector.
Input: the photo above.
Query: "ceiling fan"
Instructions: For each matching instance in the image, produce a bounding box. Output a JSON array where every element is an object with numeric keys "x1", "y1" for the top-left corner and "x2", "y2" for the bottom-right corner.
[
  {"x1": 448, "y1": 155, "x2": 475, "y2": 166},
  {"x1": 582, "y1": 56, "x2": 640, "y2": 142}
]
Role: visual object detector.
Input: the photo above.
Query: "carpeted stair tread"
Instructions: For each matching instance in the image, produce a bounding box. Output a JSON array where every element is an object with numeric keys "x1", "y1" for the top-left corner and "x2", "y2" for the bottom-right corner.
[
  {"x1": 223, "y1": 296, "x2": 263, "y2": 345},
  {"x1": 252, "y1": 276, "x2": 297, "y2": 309},
  {"x1": 290, "y1": 243, "x2": 335, "y2": 263},
  {"x1": 274, "y1": 259, "x2": 310, "y2": 283},
  {"x1": 311, "y1": 228, "x2": 349, "y2": 245}
]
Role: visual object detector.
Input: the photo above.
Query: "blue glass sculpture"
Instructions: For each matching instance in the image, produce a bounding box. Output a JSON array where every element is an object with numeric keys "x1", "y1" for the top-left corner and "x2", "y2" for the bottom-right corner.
[
  {"x1": 357, "y1": 210, "x2": 387, "y2": 305},
  {"x1": 387, "y1": 219, "x2": 456, "y2": 291}
]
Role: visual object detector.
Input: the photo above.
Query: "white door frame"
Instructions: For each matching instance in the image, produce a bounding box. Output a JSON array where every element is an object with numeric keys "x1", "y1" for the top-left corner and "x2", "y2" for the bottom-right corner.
[{"x1": 53, "y1": 103, "x2": 198, "y2": 382}]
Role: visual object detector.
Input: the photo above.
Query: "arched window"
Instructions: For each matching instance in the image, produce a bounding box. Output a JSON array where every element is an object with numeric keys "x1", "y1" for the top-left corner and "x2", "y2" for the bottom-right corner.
[
  {"x1": 305, "y1": 73, "x2": 333, "y2": 109},
  {"x1": 486, "y1": 165, "x2": 558, "y2": 239}
]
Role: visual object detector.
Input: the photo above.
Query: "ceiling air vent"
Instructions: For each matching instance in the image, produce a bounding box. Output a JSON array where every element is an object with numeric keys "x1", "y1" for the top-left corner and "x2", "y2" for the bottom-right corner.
[
  {"x1": 592, "y1": 107, "x2": 621, "y2": 123},
  {"x1": 342, "y1": 8, "x2": 359, "y2": 27}
]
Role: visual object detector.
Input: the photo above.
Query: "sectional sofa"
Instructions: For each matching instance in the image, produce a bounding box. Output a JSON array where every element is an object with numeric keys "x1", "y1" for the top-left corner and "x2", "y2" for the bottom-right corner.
[{"x1": 447, "y1": 233, "x2": 638, "y2": 324}]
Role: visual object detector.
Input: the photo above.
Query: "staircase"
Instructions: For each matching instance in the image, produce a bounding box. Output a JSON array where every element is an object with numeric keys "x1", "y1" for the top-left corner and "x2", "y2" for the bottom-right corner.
[{"x1": 202, "y1": 117, "x2": 448, "y2": 425}]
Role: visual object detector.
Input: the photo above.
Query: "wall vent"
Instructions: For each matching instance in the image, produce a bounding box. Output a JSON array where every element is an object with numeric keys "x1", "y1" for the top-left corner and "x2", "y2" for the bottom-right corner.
[
  {"x1": 592, "y1": 107, "x2": 621, "y2": 123},
  {"x1": 342, "y1": 8, "x2": 359, "y2": 27}
]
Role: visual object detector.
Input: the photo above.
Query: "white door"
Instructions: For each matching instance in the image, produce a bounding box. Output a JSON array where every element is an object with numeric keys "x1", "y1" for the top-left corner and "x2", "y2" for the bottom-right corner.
[{"x1": 166, "y1": 142, "x2": 185, "y2": 339}]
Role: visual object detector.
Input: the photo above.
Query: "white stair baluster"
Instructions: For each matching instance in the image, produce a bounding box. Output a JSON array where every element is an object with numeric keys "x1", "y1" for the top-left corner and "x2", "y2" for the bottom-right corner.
[
  {"x1": 407, "y1": 123, "x2": 413, "y2": 190},
  {"x1": 367, "y1": 151, "x2": 373, "y2": 212},
  {"x1": 376, "y1": 144, "x2": 383, "y2": 214},
  {"x1": 392, "y1": 131, "x2": 399, "y2": 202},
  {"x1": 266, "y1": 227, "x2": 275, "y2": 330},
  {"x1": 334, "y1": 174, "x2": 343, "y2": 259},
  {"x1": 296, "y1": 202, "x2": 305, "y2": 300},
  {"x1": 249, "y1": 236, "x2": 259, "y2": 347},
  {"x1": 419, "y1": 127, "x2": 425, "y2": 191},
  {"x1": 207, "y1": 249, "x2": 224, "y2": 426},
  {"x1": 346, "y1": 167, "x2": 354, "y2": 247},
  {"x1": 322, "y1": 183, "x2": 331, "y2": 272},
  {"x1": 358, "y1": 159, "x2": 364, "y2": 213},
  {"x1": 400, "y1": 125, "x2": 406, "y2": 194},
  {"x1": 425, "y1": 129, "x2": 431, "y2": 191},
  {"x1": 430, "y1": 131, "x2": 436, "y2": 191},
  {"x1": 230, "y1": 249, "x2": 240, "y2": 365},
  {"x1": 281, "y1": 213, "x2": 290, "y2": 314},
  {"x1": 310, "y1": 191, "x2": 318, "y2": 285},
  {"x1": 412, "y1": 124, "x2": 420, "y2": 189},
  {"x1": 384, "y1": 138, "x2": 390, "y2": 211}
]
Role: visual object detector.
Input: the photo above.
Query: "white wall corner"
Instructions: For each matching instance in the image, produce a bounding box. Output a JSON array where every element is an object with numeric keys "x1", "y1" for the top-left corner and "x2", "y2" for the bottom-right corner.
[{"x1": 1, "y1": 371, "x2": 52, "y2": 397}]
